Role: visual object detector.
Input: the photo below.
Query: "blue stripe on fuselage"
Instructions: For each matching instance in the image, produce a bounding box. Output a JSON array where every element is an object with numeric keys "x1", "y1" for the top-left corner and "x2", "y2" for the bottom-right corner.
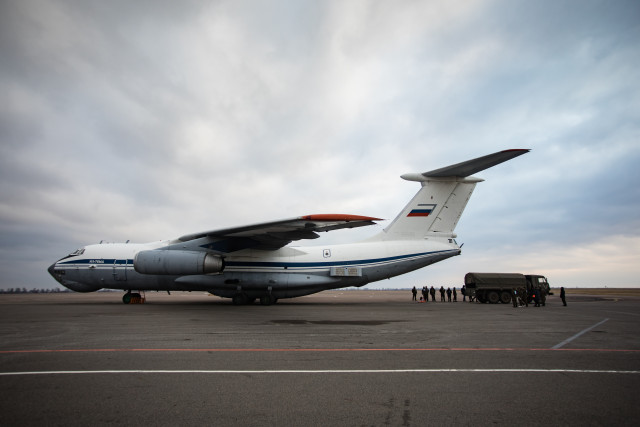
[
  {"x1": 225, "y1": 250, "x2": 456, "y2": 269},
  {"x1": 58, "y1": 259, "x2": 134, "y2": 266},
  {"x1": 56, "y1": 250, "x2": 458, "y2": 271}
]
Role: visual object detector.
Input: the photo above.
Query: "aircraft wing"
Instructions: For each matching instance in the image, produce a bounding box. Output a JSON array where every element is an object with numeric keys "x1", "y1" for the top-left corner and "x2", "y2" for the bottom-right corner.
[
  {"x1": 176, "y1": 214, "x2": 382, "y2": 252},
  {"x1": 401, "y1": 149, "x2": 530, "y2": 181}
]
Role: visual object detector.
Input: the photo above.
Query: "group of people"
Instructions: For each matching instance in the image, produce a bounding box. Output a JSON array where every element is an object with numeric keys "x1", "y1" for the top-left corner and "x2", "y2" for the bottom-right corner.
[
  {"x1": 411, "y1": 285, "x2": 568, "y2": 306},
  {"x1": 510, "y1": 287, "x2": 545, "y2": 307},
  {"x1": 411, "y1": 286, "x2": 460, "y2": 302},
  {"x1": 510, "y1": 286, "x2": 568, "y2": 307}
]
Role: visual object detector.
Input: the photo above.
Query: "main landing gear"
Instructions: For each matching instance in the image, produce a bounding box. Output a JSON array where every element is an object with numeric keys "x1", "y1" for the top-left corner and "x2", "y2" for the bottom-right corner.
[
  {"x1": 122, "y1": 291, "x2": 145, "y2": 304},
  {"x1": 231, "y1": 293, "x2": 278, "y2": 306},
  {"x1": 259, "y1": 295, "x2": 277, "y2": 306}
]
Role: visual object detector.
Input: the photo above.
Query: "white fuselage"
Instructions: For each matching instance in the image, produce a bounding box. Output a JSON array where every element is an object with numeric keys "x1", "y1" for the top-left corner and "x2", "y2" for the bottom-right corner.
[{"x1": 49, "y1": 238, "x2": 460, "y2": 299}]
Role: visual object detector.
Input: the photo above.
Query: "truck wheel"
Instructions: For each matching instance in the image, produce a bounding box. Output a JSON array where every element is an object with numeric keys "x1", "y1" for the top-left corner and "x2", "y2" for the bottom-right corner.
[
  {"x1": 487, "y1": 291, "x2": 500, "y2": 304},
  {"x1": 500, "y1": 291, "x2": 512, "y2": 304}
]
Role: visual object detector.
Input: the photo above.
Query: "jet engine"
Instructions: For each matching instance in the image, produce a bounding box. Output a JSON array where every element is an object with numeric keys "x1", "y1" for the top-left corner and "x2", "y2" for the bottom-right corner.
[{"x1": 134, "y1": 250, "x2": 224, "y2": 275}]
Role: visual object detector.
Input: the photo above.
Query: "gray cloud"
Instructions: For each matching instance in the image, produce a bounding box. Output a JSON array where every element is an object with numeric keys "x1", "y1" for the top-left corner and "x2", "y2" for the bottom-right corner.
[{"x1": 1, "y1": 0, "x2": 639, "y2": 290}]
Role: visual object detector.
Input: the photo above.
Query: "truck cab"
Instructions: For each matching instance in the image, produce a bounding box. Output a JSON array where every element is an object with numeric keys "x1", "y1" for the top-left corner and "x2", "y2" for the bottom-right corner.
[{"x1": 525, "y1": 275, "x2": 552, "y2": 296}]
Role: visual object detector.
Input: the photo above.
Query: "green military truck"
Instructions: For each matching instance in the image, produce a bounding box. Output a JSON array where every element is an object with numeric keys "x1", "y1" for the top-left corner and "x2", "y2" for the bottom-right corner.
[{"x1": 464, "y1": 272, "x2": 551, "y2": 304}]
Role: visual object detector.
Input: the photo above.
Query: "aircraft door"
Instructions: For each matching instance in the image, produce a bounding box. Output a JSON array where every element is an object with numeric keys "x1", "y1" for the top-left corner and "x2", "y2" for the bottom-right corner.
[{"x1": 113, "y1": 259, "x2": 128, "y2": 282}]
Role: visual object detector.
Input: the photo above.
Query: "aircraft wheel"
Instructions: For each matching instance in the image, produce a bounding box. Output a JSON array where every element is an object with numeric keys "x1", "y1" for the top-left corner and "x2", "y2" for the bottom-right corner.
[
  {"x1": 260, "y1": 295, "x2": 276, "y2": 306},
  {"x1": 500, "y1": 291, "x2": 512, "y2": 304},
  {"x1": 122, "y1": 293, "x2": 132, "y2": 304},
  {"x1": 487, "y1": 291, "x2": 500, "y2": 304},
  {"x1": 232, "y1": 293, "x2": 249, "y2": 305}
]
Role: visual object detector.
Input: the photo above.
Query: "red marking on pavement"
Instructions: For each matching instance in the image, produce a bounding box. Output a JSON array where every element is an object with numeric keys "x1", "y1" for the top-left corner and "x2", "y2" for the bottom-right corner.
[{"x1": 1, "y1": 348, "x2": 639, "y2": 354}]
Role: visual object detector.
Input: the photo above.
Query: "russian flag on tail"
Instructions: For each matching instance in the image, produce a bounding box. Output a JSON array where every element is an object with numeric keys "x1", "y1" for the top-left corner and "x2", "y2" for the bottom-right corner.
[{"x1": 407, "y1": 204, "x2": 436, "y2": 217}]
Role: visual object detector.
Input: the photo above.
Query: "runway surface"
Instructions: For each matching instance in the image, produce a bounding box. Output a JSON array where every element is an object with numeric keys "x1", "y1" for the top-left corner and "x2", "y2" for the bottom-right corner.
[{"x1": 1, "y1": 290, "x2": 639, "y2": 426}]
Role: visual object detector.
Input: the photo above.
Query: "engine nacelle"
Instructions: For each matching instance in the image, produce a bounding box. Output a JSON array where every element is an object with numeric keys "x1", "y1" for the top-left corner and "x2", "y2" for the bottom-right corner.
[{"x1": 134, "y1": 250, "x2": 224, "y2": 275}]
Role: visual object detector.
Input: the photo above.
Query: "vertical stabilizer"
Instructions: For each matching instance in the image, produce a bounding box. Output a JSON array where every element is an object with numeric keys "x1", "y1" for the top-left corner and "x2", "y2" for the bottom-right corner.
[{"x1": 373, "y1": 149, "x2": 529, "y2": 241}]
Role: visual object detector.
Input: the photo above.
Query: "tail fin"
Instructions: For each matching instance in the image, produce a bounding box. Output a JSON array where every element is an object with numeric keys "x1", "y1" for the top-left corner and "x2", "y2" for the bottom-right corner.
[{"x1": 375, "y1": 149, "x2": 529, "y2": 241}]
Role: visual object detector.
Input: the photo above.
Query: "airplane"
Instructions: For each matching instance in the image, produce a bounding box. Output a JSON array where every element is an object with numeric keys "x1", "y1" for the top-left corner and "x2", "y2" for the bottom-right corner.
[{"x1": 48, "y1": 149, "x2": 529, "y2": 305}]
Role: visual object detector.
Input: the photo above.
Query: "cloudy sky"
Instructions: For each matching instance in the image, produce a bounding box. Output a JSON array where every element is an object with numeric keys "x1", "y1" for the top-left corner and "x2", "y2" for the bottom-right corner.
[{"x1": 1, "y1": 0, "x2": 639, "y2": 291}]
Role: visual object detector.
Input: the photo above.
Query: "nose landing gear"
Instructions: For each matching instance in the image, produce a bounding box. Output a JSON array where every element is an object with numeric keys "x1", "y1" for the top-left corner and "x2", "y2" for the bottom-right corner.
[{"x1": 122, "y1": 291, "x2": 145, "y2": 304}]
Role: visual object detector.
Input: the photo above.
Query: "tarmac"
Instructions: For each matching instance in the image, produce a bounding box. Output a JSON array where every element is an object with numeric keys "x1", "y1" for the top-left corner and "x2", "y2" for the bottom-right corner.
[{"x1": 1, "y1": 290, "x2": 639, "y2": 426}]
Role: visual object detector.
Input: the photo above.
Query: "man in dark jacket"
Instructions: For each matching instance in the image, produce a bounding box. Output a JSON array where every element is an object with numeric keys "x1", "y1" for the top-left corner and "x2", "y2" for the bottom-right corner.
[
  {"x1": 560, "y1": 287, "x2": 567, "y2": 306},
  {"x1": 430, "y1": 286, "x2": 436, "y2": 301}
]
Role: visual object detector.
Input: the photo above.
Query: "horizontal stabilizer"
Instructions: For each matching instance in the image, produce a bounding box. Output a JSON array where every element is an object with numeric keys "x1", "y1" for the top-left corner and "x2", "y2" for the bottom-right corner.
[{"x1": 401, "y1": 149, "x2": 530, "y2": 181}]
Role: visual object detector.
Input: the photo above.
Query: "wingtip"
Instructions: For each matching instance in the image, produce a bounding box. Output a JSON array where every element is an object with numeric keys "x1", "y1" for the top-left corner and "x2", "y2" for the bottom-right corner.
[
  {"x1": 501, "y1": 148, "x2": 531, "y2": 153},
  {"x1": 301, "y1": 214, "x2": 383, "y2": 222}
]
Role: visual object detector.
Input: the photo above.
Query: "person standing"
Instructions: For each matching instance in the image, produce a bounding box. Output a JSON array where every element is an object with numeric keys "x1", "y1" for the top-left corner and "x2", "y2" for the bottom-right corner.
[
  {"x1": 461, "y1": 285, "x2": 466, "y2": 302},
  {"x1": 516, "y1": 287, "x2": 527, "y2": 307},
  {"x1": 422, "y1": 286, "x2": 428, "y2": 303},
  {"x1": 411, "y1": 286, "x2": 417, "y2": 301},
  {"x1": 446, "y1": 287, "x2": 452, "y2": 302},
  {"x1": 439, "y1": 286, "x2": 446, "y2": 301},
  {"x1": 560, "y1": 287, "x2": 567, "y2": 306},
  {"x1": 512, "y1": 288, "x2": 518, "y2": 308},
  {"x1": 430, "y1": 286, "x2": 436, "y2": 301}
]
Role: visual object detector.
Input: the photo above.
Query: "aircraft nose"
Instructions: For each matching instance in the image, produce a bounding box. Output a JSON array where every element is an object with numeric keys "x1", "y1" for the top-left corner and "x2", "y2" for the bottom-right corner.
[{"x1": 48, "y1": 262, "x2": 64, "y2": 285}]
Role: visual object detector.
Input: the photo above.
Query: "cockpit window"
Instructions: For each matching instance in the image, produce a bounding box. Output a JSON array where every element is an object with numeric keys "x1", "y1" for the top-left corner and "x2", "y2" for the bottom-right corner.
[{"x1": 69, "y1": 248, "x2": 85, "y2": 257}]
